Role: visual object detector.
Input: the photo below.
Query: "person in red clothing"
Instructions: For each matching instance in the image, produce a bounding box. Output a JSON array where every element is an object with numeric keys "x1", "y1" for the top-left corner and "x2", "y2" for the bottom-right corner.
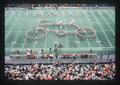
[{"x1": 47, "y1": 74, "x2": 53, "y2": 80}]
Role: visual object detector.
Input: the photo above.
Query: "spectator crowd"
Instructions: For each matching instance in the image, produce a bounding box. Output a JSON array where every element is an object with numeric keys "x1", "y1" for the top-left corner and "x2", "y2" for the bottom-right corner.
[{"x1": 5, "y1": 63, "x2": 115, "y2": 80}]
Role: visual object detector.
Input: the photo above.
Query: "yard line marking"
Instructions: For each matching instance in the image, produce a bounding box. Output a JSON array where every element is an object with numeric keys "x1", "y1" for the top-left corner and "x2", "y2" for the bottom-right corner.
[
  {"x1": 54, "y1": 10, "x2": 59, "y2": 44},
  {"x1": 10, "y1": 42, "x2": 16, "y2": 51},
  {"x1": 81, "y1": 11, "x2": 90, "y2": 48},
  {"x1": 55, "y1": 24, "x2": 59, "y2": 43},
  {"x1": 5, "y1": 11, "x2": 15, "y2": 26},
  {"x1": 104, "y1": 11, "x2": 115, "y2": 23},
  {"x1": 71, "y1": 23, "x2": 81, "y2": 48},
  {"x1": 10, "y1": 25, "x2": 23, "y2": 51},
  {"x1": 76, "y1": 10, "x2": 81, "y2": 48},
  {"x1": 32, "y1": 10, "x2": 41, "y2": 51},
  {"x1": 91, "y1": 12, "x2": 112, "y2": 47},
  {"x1": 97, "y1": 11, "x2": 115, "y2": 36},
  {"x1": 78, "y1": 10, "x2": 90, "y2": 48},
  {"x1": 44, "y1": 33, "x2": 47, "y2": 48},
  {"x1": 21, "y1": 36, "x2": 26, "y2": 50},
  {"x1": 73, "y1": 21, "x2": 80, "y2": 48},
  {"x1": 13, "y1": 11, "x2": 29, "y2": 51},
  {"x1": 84, "y1": 11, "x2": 102, "y2": 50},
  {"x1": 85, "y1": 35, "x2": 90, "y2": 48},
  {"x1": 74, "y1": 11, "x2": 81, "y2": 49},
  {"x1": 63, "y1": 10, "x2": 68, "y2": 48},
  {"x1": 22, "y1": 11, "x2": 37, "y2": 50},
  {"x1": 44, "y1": 11, "x2": 47, "y2": 49},
  {"x1": 10, "y1": 12, "x2": 25, "y2": 51},
  {"x1": 32, "y1": 41, "x2": 37, "y2": 51},
  {"x1": 34, "y1": 10, "x2": 48, "y2": 50},
  {"x1": 75, "y1": 33, "x2": 80, "y2": 49},
  {"x1": 32, "y1": 10, "x2": 37, "y2": 51},
  {"x1": 11, "y1": 10, "x2": 31, "y2": 49},
  {"x1": 5, "y1": 12, "x2": 15, "y2": 35},
  {"x1": 5, "y1": 11, "x2": 22, "y2": 41}
]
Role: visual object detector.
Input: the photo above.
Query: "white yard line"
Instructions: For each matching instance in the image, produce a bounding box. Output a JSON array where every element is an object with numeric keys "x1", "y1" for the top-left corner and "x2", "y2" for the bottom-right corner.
[
  {"x1": 63, "y1": 11, "x2": 68, "y2": 48},
  {"x1": 55, "y1": 28, "x2": 58, "y2": 43},
  {"x1": 35, "y1": 10, "x2": 48, "y2": 50},
  {"x1": 44, "y1": 34, "x2": 47, "y2": 48},
  {"x1": 32, "y1": 35, "x2": 40, "y2": 51},
  {"x1": 81, "y1": 12, "x2": 91, "y2": 48},
  {"x1": 5, "y1": 11, "x2": 22, "y2": 41},
  {"x1": 91, "y1": 12, "x2": 112, "y2": 47},
  {"x1": 10, "y1": 12, "x2": 24, "y2": 51},
  {"x1": 11, "y1": 11, "x2": 30, "y2": 51},
  {"x1": 75, "y1": 34, "x2": 80, "y2": 49},
  {"x1": 85, "y1": 36, "x2": 91, "y2": 48},
  {"x1": 21, "y1": 36, "x2": 26, "y2": 50},
  {"x1": 32, "y1": 11, "x2": 37, "y2": 51},
  {"x1": 22, "y1": 11, "x2": 37, "y2": 50},
  {"x1": 74, "y1": 11, "x2": 81, "y2": 49},
  {"x1": 10, "y1": 42, "x2": 16, "y2": 51},
  {"x1": 54, "y1": 10, "x2": 59, "y2": 45},
  {"x1": 97, "y1": 11, "x2": 115, "y2": 36},
  {"x1": 84, "y1": 12, "x2": 102, "y2": 50},
  {"x1": 10, "y1": 10, "x2": 29, "y2": 49},
  {"x1": 44, "y1": 10, "x2": 53, "y2": 49},
  {"x1": 44, "y1": 11, "x2": 47, "y2": 49},
  {"x1": 70, "y1": 13, "x2": 79, "y2": 49},
  {"x1": 65, "y1": 31, "x2": 68, "y2": 48},
  {"x1": 78, "y1": 11, "x2": 90, "y2": 48},
  {"x1": 104, "y1": 10, "x2": 115, "y2": 23},
  {"x1": 32, "y1": 41, "x2": 36, "y2": 51},
  {"x1": 10, "y1": 25, "x2": 23, "y2": 51},
  {"x1": 5, "y1": 11, "x2": 15, "y2": 26},
  {"x1": 32, "y1": 10, "x2": 41, "y2": 51}
]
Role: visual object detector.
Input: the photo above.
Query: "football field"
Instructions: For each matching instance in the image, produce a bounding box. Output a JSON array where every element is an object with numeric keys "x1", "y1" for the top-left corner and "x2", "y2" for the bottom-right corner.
[{"x1": 5, "y1": 7, "x2": 115, "y2": 56}]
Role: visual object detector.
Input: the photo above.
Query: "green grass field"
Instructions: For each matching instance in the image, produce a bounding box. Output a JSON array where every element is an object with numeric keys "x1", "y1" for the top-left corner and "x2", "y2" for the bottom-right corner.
[{"x1": 5, "y1": 7, "x2": 115, "y2": 56}]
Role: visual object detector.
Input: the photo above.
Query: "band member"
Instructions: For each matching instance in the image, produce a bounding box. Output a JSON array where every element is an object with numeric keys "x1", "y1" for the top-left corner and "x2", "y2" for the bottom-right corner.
[
  {"x1": 54, "y1": 44, "x2": 57, "y2": 48},
  {"x1": 50, "y1": 48, "x2": 52, "y2": 51},
  {"x1": 41, "y1": 49, "x2": 43, "y2": 53}
]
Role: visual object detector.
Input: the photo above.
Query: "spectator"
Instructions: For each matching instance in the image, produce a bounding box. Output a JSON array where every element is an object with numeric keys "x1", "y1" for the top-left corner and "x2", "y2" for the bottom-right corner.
[{"x1": 5, "y1": 63, "x2": 115, "y2": 80}]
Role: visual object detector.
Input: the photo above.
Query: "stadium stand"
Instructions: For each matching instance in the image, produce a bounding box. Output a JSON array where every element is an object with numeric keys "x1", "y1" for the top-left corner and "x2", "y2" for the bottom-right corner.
[
  {"x1": 5, "y1": 3, "x2": 115, "y2": 80},
  {"x1": 5, "y1": 63, "x2": 115, "y2": 80}
]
